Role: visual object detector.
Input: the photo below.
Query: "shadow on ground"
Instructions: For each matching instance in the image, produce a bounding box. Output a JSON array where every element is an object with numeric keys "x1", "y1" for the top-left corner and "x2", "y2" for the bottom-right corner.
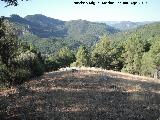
[{"x1": 0, "y1": 70, "x2": 160, "y2": 120}]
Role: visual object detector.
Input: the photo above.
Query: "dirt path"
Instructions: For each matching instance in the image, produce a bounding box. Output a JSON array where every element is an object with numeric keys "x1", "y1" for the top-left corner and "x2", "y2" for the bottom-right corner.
[{"x1": 0, "y1": 70, "x2": 160, "y2": 120}]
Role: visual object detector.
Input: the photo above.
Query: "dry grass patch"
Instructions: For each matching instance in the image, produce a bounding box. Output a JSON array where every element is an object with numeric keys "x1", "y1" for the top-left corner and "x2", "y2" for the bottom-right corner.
[{"x1": 0, "y1": 69, "x2": 160, "y2": 120}]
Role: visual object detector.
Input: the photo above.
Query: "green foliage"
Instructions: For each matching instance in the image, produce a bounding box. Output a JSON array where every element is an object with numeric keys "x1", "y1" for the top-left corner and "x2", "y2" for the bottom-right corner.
[
  {"x1": 110, "y1": 22, "x2": 160, "y2": 77},
  {"x1": 57, "y1": 47, "x2": 75, "y2": 67},
  {"x1": 91, "y1": 36, "x2": 124, "y2": 70},
  {"x1": 0, "y1": 19, "x2": 45, "y2": 86},
  {"x1": 7, "y1": 14, "x2": 120, "y2": 55},
  {"x1": 45, "y1": 58, "x2": 60, "y2": 71},
  {"x1": 19, "y1": 34, "x2": 68, "y2": 54},
  {"x1": 0, "y1": 63, "x2": 9, "y2": 85},
  {"x1": 112, "y1": 22, "x2": 160, "y2": 43},
  {"x1": 0, "y1": 17, "x2": 5, "y2": 39},
  {"x1": 45, "y1": 47, "x2": 75, "y2": 71},
  {"x1": 70, "y1": 61, "x2": 79, "y2": 67},
  {"x1": 122, "y1": 36, "x2": 144, "y2": 74},
  {"x1": 15, "y1": 50, "x2": 45, "y2": 76},
  {"x1": 141, "y1": 52, "x2": 154, "y2": 76},
  {"x1": 150, "y1": 39, "x2": 160, "y2": 66},
  {"x1": 91, "y1": 36, "x2": 112, "y2": 69},
  {"x1": 140, "y1": 40, "x2": 160, "y2": 77},
  {"x1": 65, "y1": 20, "x2": 118, "y2": 40},
  {"x1": 11, "y1": 68, "x2": 31, "y2": 85},
  {"x1": 0, "y1": 20, "x2": 18, "y2": 66},
  {"x1": 109, "y1": 41, "x2": 124, "y2": 71},
  {"x1": 1, "y1": 15, "x2": 160, "y2": 83},
  {"x1": 140, "y1": 39, "x2": 160, "y2": 76},
  {"x1": 32, "y1": 60, "x2": 45, "y2": 76},
  {"x1": 74, "y1": 45, "x2": 90, "y2": 67}
]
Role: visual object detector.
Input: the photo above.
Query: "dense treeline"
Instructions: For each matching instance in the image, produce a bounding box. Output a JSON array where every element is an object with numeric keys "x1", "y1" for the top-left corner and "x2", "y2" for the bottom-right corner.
[
  {"x1": 89, "y1": 35, "x2": 159, "y2": 77},
  {"x1": 1, "y1": 17, "x2": 160, "y2": 87},
  {"x1": 0, "y1": 18, "x2": 45, "y2": 86},
  {"x1": 45, "y1": 30, "x2": 160, "y2": 78},
  {"x1": 0, "y1": 18, "x2": 77, "y2": 86},
  {"x1": 45, "y1": 47, "x2": 75, "y2": 71}
]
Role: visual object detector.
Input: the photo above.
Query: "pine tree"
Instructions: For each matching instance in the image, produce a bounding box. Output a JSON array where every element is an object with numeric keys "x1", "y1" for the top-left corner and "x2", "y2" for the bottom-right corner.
[
  {"x1": 75, "y1": 45, "x2": 90, "y2": 67},
  {"x1": 0, "y1": 19, "x2": 18, "y2": 67},
  {"x1": 122, "y1": 35, "x2": 144, "y2": 74},
  {"x1": 91, "y1": 36, "x2": 112, "y2": 69},
  {"x1": 57, "y1": 47, "x2": 75, "y2": 67}
]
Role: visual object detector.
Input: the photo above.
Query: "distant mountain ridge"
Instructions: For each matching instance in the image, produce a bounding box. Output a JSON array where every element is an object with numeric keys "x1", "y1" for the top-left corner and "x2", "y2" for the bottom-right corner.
[
  {"x1": 5, "y1": 14, "x2": 120, "y2": 54},
  {"x1": 8, "y1": 14, "x2": 67, "y2": 38},
  {"x1": 101, "y1": 21, "x2": 154, "y2": 31},
  {"x1": 5, "y1": 14, "x2": 160, "y2": 55},
  {"x1": 111, "y1": 21, "x2": 160, "y2": 42},
  {"x1": 8, "y1": 14, "x2": 119, "y2": 38}
]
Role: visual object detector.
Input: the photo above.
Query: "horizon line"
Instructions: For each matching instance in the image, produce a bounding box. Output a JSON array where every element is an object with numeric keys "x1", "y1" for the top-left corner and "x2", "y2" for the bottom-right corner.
[{"x1": 3, "y1": 14, "x2": 160, "y2": 23}]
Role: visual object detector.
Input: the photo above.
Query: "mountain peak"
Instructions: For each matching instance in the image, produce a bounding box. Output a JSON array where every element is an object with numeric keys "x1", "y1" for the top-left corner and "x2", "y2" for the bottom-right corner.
[
  {"x1": 10, "y1": 14, "x2": 22, "y2": 19},
  {"x1": 8, "y1": 14, "x2": 120, "y2": 38}
]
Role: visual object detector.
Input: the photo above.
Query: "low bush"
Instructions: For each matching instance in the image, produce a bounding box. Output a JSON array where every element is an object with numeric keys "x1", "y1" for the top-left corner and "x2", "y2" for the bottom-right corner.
[
  {"x1": 15, "y1": 50, "x2": 45, "y2": 77},
  {"x1": 11, "y1": 68, "x2": 31, "y2": 85},
  {"x1": 0, "y1": 63, "x2": 10, "y2": 86},
  {"x1": 32, "y1": 60, "x2": 45, "y2": 76},
  {"x1": 45, "y1": 58, "x2": 60, "y2": 72}
]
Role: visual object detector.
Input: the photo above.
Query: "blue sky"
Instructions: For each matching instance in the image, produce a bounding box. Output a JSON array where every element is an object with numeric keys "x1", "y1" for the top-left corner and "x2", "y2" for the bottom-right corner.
[{"x1": 0, "y1": 0, "x2": 160, "y2": 22}]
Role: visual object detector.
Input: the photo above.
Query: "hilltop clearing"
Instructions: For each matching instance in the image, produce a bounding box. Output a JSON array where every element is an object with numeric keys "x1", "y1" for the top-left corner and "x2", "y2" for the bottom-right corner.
[{"x1": 0, "y1": 68, "x2": 160, "y2": 120}]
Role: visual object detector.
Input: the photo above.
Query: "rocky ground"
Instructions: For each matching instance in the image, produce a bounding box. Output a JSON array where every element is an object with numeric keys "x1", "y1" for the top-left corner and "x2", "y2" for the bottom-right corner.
[{"x1": 0, "y1": 69, "x2": 160, "y2": 120}]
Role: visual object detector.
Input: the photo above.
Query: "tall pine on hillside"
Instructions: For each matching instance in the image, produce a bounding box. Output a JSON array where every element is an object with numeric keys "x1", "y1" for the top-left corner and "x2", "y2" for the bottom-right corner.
[
  {"x1": 73, "y1": 45, "x2": 90, "y2": 67},
  {"x1": 122, "y1": 35, "x2": 144, "y2": 74},
  {"x1": 91, "y1": 36, "x2": 112, "y2": 69}
]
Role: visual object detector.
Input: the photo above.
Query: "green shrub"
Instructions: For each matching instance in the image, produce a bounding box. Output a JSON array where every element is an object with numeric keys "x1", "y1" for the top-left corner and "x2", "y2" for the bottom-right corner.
[
  {"x1": 32, "y1": 60, "x2": 45, "y2": 76},
  {"x1": 70, "y1": 61, "x2": 80, "y2": 67},
  {"x1": 45, "y1": 59, "x2": 60, "y2": 71},
  {"x1": 75, "y1": 46, "x2": 90, "y2": 67},
  {"x1": 0, "y1": 63, "x2": 10, "y2": 86},
  {"x1": 15, "y1": 50, "x2": 45, "y2": 77},
  {"x1": 11, "y1": 68, "x2": 31, "y2": 85}
]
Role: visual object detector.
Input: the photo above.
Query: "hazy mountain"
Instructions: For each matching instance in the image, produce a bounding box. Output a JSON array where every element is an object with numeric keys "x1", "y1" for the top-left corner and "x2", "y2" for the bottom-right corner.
[
  {"x1": 7, "y1": 14, "x2": 159, "y2": 55},
  {"x1": 6, "y1": 14, "x2": 120, "y2": 54},
  {"x1": 8, "y1": 14, "x2": 67, "y2": 38},
  {"x1": 8, "y1": 14, "x2": 119, "y2": 38},
  {"x1": 101, "y1": 21, "x2": 154, "y2": 31},
  {"x1": 111, "y1": 21, "x2": 160, "y2": 42}
]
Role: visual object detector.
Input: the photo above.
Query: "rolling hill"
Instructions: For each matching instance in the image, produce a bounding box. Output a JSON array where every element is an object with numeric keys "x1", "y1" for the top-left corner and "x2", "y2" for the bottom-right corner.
[
  {"x1": 8, "y1": 14, "x2": 67, "y2": 38},
  {"x1": 6, "y1": 14, "x2": 120, "y2": 54},
  {"x1": 6, "y1": 14, "x2": 160, "y2": 55},
  {"x1": 8, "y1": 14, "x2": 119, "y2": 38},
  {"x1": 104, "y1": 21, "x2": 153, "y2": 31},
  {"x1": 111, "y1": 21, "x2": 160, "y2": 42}
]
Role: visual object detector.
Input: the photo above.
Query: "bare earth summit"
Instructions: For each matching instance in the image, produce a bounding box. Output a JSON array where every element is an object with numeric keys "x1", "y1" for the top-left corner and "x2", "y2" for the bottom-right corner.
[{"x1": 0, "y1": 68, "x2": 160, "y2": 120}]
